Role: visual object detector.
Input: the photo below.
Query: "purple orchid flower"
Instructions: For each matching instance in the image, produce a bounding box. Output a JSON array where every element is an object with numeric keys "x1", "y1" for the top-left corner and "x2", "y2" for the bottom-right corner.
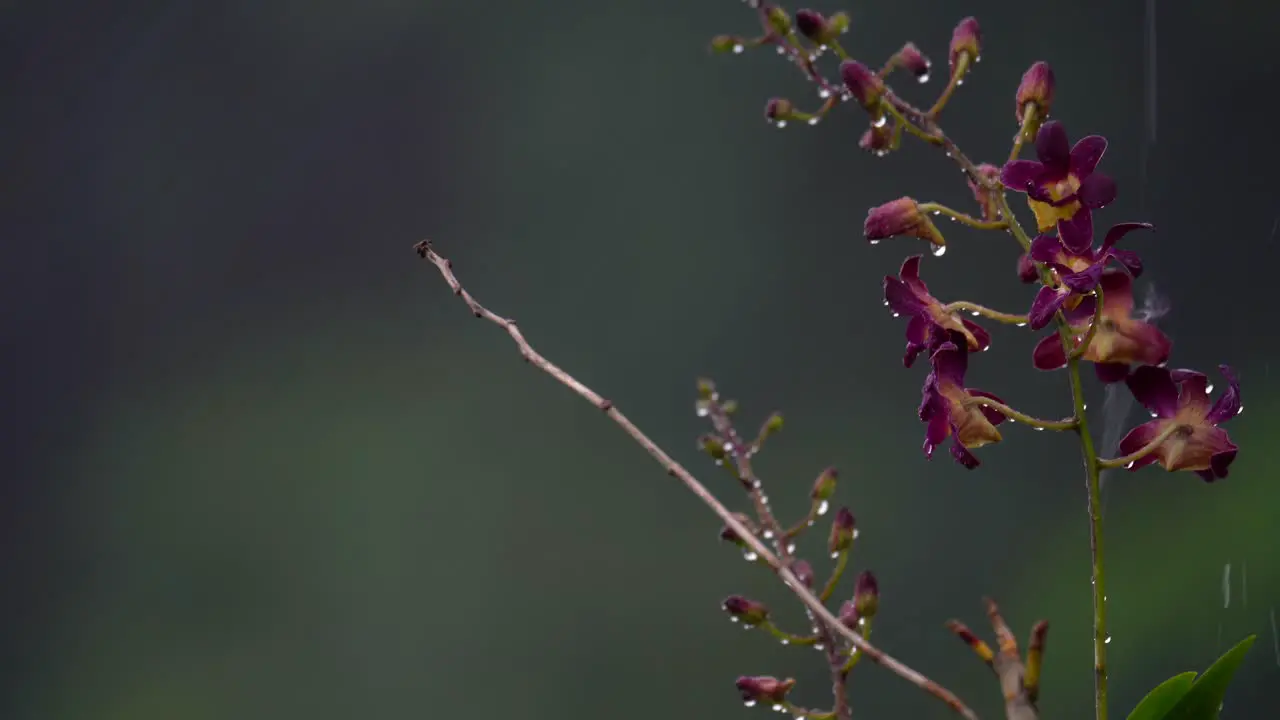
[
  {"x1": 1032, "y1": 269, "x2": 1172, "y2": 383},
  {"x1": 1119, "y1": 365, "x2": 1241, "y2": 482},
  {"x1": 1026, "y1": 221, "x2": 1153, "y2": 329},
  {"x1": 1000, "y1": 121, "x2": 1116, "y2": 252},
  {"x1": 884, "y1": 255, "x2": 991, "y2": 367},
  {"x1": 919, "y1": 338, "x2": 1006, "y2": 469}
]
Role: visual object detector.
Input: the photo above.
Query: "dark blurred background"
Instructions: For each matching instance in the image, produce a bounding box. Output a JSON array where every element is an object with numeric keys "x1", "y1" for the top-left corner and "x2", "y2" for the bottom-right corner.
[{"x1": 4, "y1": 0, "x2": 1279, "y2": 718}]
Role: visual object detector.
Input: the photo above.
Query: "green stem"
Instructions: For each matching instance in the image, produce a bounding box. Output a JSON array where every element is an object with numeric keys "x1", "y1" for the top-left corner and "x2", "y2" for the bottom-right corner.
[
  {"x1": 763, "y1": 620, "x2": 819, "y2": 647},
  {"x1": 917, "y1": 203, "x2": 1009, "y2": 231},
  {"x1": 1097, "y1": 423, "x2": 1179, "y2": 469},
  {"x1": 1063, "y1": 350, "x2": 1109, "y2": 720},
  {"x1": 1069, "y1": 286, "x2": 1105, "y2": 361},
  {"x1": 820, "y1": 549, "x2": 849, "y2": 603},
  {"x1": 1009, "y1": 105, "x2": 1039, "y2": 163},
  {"x1": 927, "y1": 53, "x2": 969, "y2": 117},
  {"x1": 964, "y1": 396, "x2": 1077, "y2": 431},
  {"x1": 942, "y1": 300, "x2": 1027, "y2": 325},
  {"x1": 840, "y1": 619, "x2": 872, "y2": 673}
]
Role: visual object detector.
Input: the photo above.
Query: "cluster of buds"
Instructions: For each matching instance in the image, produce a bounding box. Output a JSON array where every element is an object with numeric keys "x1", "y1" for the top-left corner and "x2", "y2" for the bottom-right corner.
[{"x1": 694, "y1": 378, "x2": 880, "y2": 717}]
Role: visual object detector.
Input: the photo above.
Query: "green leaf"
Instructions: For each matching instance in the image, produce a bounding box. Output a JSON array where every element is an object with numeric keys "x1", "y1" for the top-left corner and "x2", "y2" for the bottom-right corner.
[
  {"x1": 1163, "y1": 635, "x2": 1256, "y2": 720},
  {"x1": 1125, "y1": 672, "x2": 1196, "y2": 720}
]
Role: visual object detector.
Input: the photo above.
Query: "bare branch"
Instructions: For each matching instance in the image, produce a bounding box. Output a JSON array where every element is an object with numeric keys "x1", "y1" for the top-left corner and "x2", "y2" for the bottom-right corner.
[
  {"x1": 948, "y1": 598, "x2": 1047, "y2": 720},
  {"x1": 415, "y1": 240, "x2": 979, "y2": 720}
]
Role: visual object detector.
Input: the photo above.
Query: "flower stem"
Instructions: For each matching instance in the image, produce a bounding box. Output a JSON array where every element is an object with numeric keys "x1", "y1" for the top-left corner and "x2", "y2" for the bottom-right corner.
[
  {"x1": 965, "y1": 396, "x2": 1077, "y2": 431},
  {"x1": 943, "y1": 301, "x2": 1028, "y2": 325},
  {"x1": 1009, "y1": 105, "x2": 1039, "y2": 163},
  {"x1": 917, "y1": 202, "x2": 1009, "y2": 231},
  {"x1": 1097, "y1": 423, "x2": 1179, "y2": 469},
  {"x1": 764, "y1": 621, "x2": 820, "y2": 646},
  {"x1": 821, "y1": 549, "x2": 849, "y2": 603},
  {"x1": 1064, "y1": 352, "x2": 1109, "y2": 720},
  {"x1": 1069, "y1": 287, "x2": 1105, "y2": 361},
  {"x1": 928, "y1": 54, "x2": 969, "y2": 118}
]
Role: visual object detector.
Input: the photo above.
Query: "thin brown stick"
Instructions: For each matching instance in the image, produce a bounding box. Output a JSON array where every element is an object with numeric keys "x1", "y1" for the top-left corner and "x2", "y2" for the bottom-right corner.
[
  {"x1": 948, "y1": 598, "x2": 1046, "y2": 720},
  {"x1": 415, "y1": 240, "x2": 979, "y2": 720}
]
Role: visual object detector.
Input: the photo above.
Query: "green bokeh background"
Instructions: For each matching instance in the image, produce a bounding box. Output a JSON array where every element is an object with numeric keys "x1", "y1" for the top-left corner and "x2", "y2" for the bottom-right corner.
[{"x1": 6, "y1": 1, "x2": 1280, "y2": 718}]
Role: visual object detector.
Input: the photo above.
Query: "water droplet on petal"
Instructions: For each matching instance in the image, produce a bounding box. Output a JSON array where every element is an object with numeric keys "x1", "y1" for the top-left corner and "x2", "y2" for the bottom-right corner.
[
  {"x1": 818, "y1": 88, "x2": 831, "y2": 98},
  {"x1": 1237, "y1": 405, "x2": 1244, "y2": 415},
  {"x1": 786, "y1": 543, "x2": 796, "y2": 554},
  {"x1": 817, "y1": 499, "x2": 830, "y2": 516},
  {"x1": 1206, "y1": 383, "x2": 1215, "y2": 394},
  {"x1": 891, "y1": 311, "x2": 900, "y2": 318}
]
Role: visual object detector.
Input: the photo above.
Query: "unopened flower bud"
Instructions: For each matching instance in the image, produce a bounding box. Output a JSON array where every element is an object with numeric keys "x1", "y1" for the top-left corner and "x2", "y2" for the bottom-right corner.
[
  {"x1": 811, "y1": 466, "x2": 838, "y2": 501},
  {"x1": 736, "y1": 676, "x2": 796, "y2": 706},
  {"x1": 1017, "y1": 252, "x2": 1039, "y2": 283},
  {"x1": 828, "y1": 507, "x2": 856, "y2": 554},
  {"x1": 794, "y1": 9, "x2": 826, "y2": 41},
  {"x1": 699, "y1": 434, "x2": 728, "y2": 460},
  {"x1": 766, "y1": 6, "x2": 791, "y2": 35},
  {"x1": 948, "y1": 17, "x2": 982, "y2": 76},
  {"x1": 840, "y1": 60, "x2": 884, "y2": 113},
  {"x1": 1015, "y1": 61, "x2": 1055, "y2": 125},
  {"x1": 791, "y1": 560, "x2": 815, "y2": 589},
  {"x1": 863, "y1": 197, "x2": 945, "y2": 250},
  {"x1": 838, "y1": 599, "x2": 859, "y2": 628},
  {"x1": 859, "y1": 123, "x2": 893, "y2": 155},
  {"x1": 697, "y1": 377, "x2": 717, "y2": 399},
  {"x1": 710, "y1": 35, "x2": 744, "y2": 54},
  {"x1": 764, "y1": 97, "x2": 796, "y2": 125},
  {"x1": 965, "y1": 163, "x2": 1001, "y2": 221},
  {"x1": 723, "y1": 595, "x2": 770, "y2": 625},
  {"x1": 719, "y1": 512, "x2": 757, "y2": 546},
  {"x1": 762, "y1": 412, "x2": 784, "y2": 434},
  {"x1": 897, "y1": 43, "x2": 931, "y2": 82},
  {"x1": 853, "y1": 571, "x2": 879, "y2": 618}
]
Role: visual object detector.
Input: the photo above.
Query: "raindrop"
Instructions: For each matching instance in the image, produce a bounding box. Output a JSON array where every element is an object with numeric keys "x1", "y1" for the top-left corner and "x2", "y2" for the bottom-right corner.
[
  {"x1": 970, "y1": 310, "x2": 981, "y2": 316},
  {"x1": 1237, "y1": 405, "x2": 1244, "y2": 415},
  {"x1": 730, "y1": 616, "x2": 740, "y2": 623},
  {"x1": 1104, "y1": 635, "x2": 1112, "y2": 644},
  {"x1": 732, "y1": 44, "x2": 745, "y2": 54},
  {"x1": 1206, "y1": 383, "x2": 1214, "y2": 394},
  {"x1": 814, "y1": 643, "x2": 826, "y2": 651},
  {"x1": 744, "y1": 700, "x2": 758, "y2": 708},
  {"x1": 918, "y1": 73, "x2": 930, "y2": 84},
  {"x1": 818, "y1": 88, "x2": 831, "y2": 98},
  {"x1": 932, "y1": 210, "x2": 942, "y2": 216},
  {"x1": 775, "y1": 121, "x2": 788, "y2": 129},
  {"x1": 779, "y1": 638, "x2": 789, "y2": 645},
  {"x1": 817, "y1": 500, "x2": 830, "y2": 516},
  {"x1": 1082, "y1": 403, "x2": 1088, "y2": 410},
  {"x1": 830, "y1": 551, "x2": 840, "y2": 559},
  {"x1": 883, "y1": 300, "x2": 890, "y2": 306},
  {"x1": 723, "y1": 441, "x2": 734, "y2": 453},
  {"x1": 776, "y1": 46, "x2": 786, "y2": 55},
  {"x1": 872, "y1": 114, "x2": 888, "y2": 128},
  {"x1": 786, "y1": 542, "x2": 797, "y2": 554},
  {"x1": 931, "y1": 245, "x2": 947, "y2": 257},
  {"x1": 763, "y1": 529, "x2": 775, "y2": 540},
  {"x1": 806, "y1": 519, "x2": 815, "y2": 527},
  {"x1": 891, "y1": 311, "x2": 900, "y2": 318},
  {"x1": 858, "y1": 616, "x2": 866, "y2": 627},
  {"x1": 1034, "y1": 426, "x2": 1044, "y2": 432},
  {"x1": 744, "y1": 551, "x2": 759, "y2": 562},
  {"x1": 868, "y1": 238, "x2": 880, "y2": 245},
  {"x1": 697, "y1": 405, "x2": 709, "y2": 417},
  {"x1": 1125, "y1": 461, "x2": 1136, "y2": 469},
  {"x1": 772, "y1": 704, "x2": 784, "y2": 712},
  {"x1": 807, "y1": 117, "x2": 820, "y2": 126},
  {"x1": 1016, "y1": 322, "x2": 1028, "y2": 327},
  {"x1": 957, "y1": 78, "x2": 965, "y2": 86},
  {"x1": 852, "y1": 528, "x2": 861, "y2": 539}
]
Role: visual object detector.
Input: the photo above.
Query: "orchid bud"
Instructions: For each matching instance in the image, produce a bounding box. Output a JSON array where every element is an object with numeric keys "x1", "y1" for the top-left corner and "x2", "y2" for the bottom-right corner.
[
  {"x1": 828, "y1": 507, "x2": 856, "y2": 554},
  {"x1": 764, "y1": 97, "x2": 796, "y2": 126},
  {"x1": 839, "y1": 60, "x2": 884, "y2": 113},
  {"x1": 810, "y1": 466, "x2": 838, "y2": 501},
  {"x1": 1017, "y1": 252, "x2": 1039, "y2": 283},
  {"x1": 699, "y1": 434, "x2": 728, "y2": 460},
  {"x1": 838, "y1": 599, "x2": 859, "y2": 628},
  {"x1": 897, "y1": 42, "x2": 931, "y2": 82},
  {"x1": 736, "y1": 676, "x2": 796, "y2": 706},
  {"x1": 723, "y1": 595, "x2": 770, "y2": 625},
  {"x1": 719, "y1": 512, "x2": 757, "y2": 546},
  {"x1": 794, "y1": 9, "x2": 826, "y2": 41},
  {"x1": 948, "y1": 17, "x2": 981, "y2": 76},
  {"x1": 791, "y1": 560, "x2": 815, "y2": 589},
  {"x1": 853, "y1": 570, "x2": 880, "y2": 618},
  {"x1": 710, "y1": 35, "x2": 744, "y2": 54},
  {"x1": 859, "y1": 123, "x2": 894, "y2": 156},
  {"x1": 966, "y1": 163, "x2": 1001, "y2": 221},
  {"x1": 1016, "y1": 61, "x2": 1055, "y2": 125},
  {"x1": 864, "y1": 197, "x2": 945, "y2": 251},
  {"x1": 765, "y1": 6, "x2": 791, "y2": 36}
]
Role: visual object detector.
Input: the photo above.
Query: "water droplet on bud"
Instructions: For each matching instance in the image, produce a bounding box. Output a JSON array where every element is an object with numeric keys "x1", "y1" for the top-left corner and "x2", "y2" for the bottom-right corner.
[{"x1": 817, "y1": 499, "x2": 830, "y2": 516}]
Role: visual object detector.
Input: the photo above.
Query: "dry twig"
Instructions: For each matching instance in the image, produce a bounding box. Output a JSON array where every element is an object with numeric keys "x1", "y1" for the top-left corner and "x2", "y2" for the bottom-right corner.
[{"x1": 415, "y1": 239, "x2": 979, "y2": 720}]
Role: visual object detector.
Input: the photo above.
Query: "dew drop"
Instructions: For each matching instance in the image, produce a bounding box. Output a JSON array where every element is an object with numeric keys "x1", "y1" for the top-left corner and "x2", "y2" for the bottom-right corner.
[
  {"x1": 763, "y1": 529, "x2": 775, "y2": 540},
  {"x1": 974, "y1": 55, "x2": 982, "y2": 63},
  {"x1": 918, "y1": 73, "x2": 930, "y2": 84},
  {"x1": 1237, "y1": 405, "x2": 1244, "y2": 415},
  {"x1": 780, "y1": 638, "x2": 789, "y2": 645},
  {"x1": 744, "y1": 700, "x2": 758, "y2": 708},
  {"x1": 732, "y1": 44, "x2": 745, "y2": 54},
  {"x1": 957, "y1": 78, "x2": 965, "y2": 86},
  {"x1": 1206, "y1": 383, "x2": 1214, "y2": 394},
  {"x1": 970, "y1": 310, "x2": 980, "y2": 316},
  {"x1": 814, "y1": 642, "x2": 826, "y2": 651},
  {"x1": 872, "y1": 114, "x2": 887, "y2": 128},
  {"x1": 1016, "y1": 322, "x2": 1028, "y2": 327},
  {"x1": 891, "y1": 311, "x2": 900, "y2": 318},
  {"x1": 852, "y1": 528, "x2": 861, "y2": 539},
  {"x1": 730, "y1": 616, "x2": 740, "y2": 623},
  {"x1": 1125, "y1": 461, "x2": 1136, "y2": 469},
  {"x1": 772, "y1": 704, "x2": 784, "y2": 712},
  {"x1": 696, "y1": 405, "x2": 709, "y2": 417},
  {"x1": 830, "y1": 551, "x2": 840, "y2": 559},
  {"x1": 931, "y1": 245, "x2": 947, "y2": 257},
  {"x1": 1104, "y1": 635, "x2": 1112, "y2": 644},
  {"x1": 807, "y1": 117, "x2": 820, "y2": 126},
  {"x1": 817, "y1": 499, "x2": 830, "y2": 516},
  {"x1": 858, "y1": 616, "x2": 867, "y2": 627},
  {"x1": 744, "y1": 551, "x2": 759, "y2": 562},
  {"x1": 883, "y1": 300, "x2": 890, "y2": 306},
  {"x1": 786, "y1": 542, "x2": 796, "y2": 554},
  {"x1": 1034, "y1": 426, "x2": 1044, "y2": 431},
  {"x1": 775, "y1": 46, "x2": 786, "y2": 55},
  {"x1": 818, "y1": 88, "x2": 831, "y2": 98},
  {"x1": 775, "y1": 120, "x2": 788, "y2": 129},
  {"x1": 1082, "y1": 403, "x2": 1088, "y2": 410},
  {"x1": 932, "y1": 210, "x2": 941, "y2": 216},
  {"x1": 868, "y1": 238, "x2": 880, "y2": 245}
]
